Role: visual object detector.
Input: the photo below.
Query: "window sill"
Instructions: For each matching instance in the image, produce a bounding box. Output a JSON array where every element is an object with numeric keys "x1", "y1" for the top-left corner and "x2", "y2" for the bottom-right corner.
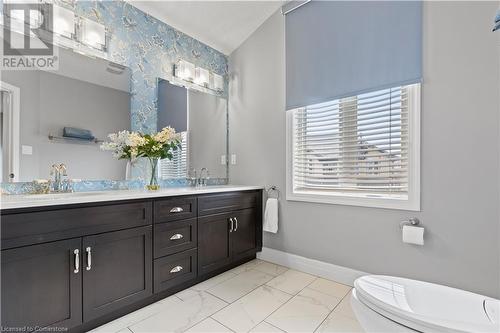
[{"x1": 286, "y1": 190, "x2": 420, "y2": 211}]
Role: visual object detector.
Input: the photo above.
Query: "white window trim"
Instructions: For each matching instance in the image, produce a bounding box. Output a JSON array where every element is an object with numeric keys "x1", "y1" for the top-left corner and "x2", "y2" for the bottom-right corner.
[{"x1": 286, "y1": 84, "x2": 421, "y2": 211}]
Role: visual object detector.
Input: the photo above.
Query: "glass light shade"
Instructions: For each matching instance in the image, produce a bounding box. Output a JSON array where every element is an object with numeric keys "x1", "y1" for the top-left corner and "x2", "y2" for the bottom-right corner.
[
  {"x1": 53, "y1": 5, "x2": 75, "y2": 38},
  {"x1": 194, "y1": 67, "x2": 210, "y2": 86},
  {"x1": 212, "y1": 73, "x2": 224, "y2": 91},
  {"x1": 79, "y1": 17, "x2": 106, "y2": 50},
  {"x1": 175, "y1": 60, "x2": 195, "y2": 81}
]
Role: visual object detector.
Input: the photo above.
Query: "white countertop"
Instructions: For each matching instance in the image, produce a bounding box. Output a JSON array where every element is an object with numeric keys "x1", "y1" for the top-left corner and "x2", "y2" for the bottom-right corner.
[{"x1": 0, "y1": 185, "x2": 264, "y2": 210}]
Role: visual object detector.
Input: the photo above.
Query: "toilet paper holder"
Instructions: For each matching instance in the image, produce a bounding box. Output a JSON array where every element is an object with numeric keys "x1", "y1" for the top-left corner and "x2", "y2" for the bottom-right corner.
[{"x1": 400, "y1": 217, "x2": 420, "y2": 229}]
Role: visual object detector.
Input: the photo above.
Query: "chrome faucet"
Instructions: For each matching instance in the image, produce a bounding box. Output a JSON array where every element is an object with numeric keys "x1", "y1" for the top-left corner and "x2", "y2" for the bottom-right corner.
[
  {"x1": 188, "y1": 169, "x2": 197, "y2": 187},
  {"x1": 50, "y1": 163, "x2": 73, "y2": 193},
  {"x1": 188, "y1": 168, "x2": 210, "y2": 187},
  {"x1": 197, "y1": 168, "x2": 210, "y2": 187}
]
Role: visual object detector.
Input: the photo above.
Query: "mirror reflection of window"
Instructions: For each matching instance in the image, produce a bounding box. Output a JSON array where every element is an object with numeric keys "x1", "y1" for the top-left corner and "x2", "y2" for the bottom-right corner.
[
  {"x1": 157, "y1": 79, "x2": 228, "y2": 180},
  {"x1": 159, "y1": 131, "x2": 188, "y2": 179}
]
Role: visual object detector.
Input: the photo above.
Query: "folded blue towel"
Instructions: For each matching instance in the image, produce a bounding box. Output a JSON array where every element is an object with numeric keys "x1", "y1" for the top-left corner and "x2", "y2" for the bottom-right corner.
[
  {"x1": 63, "y1": 127, "x2": 95, "y2": 140},
  {"x1": 494, "y1": 10, "x2": 500, "y2": 31}
]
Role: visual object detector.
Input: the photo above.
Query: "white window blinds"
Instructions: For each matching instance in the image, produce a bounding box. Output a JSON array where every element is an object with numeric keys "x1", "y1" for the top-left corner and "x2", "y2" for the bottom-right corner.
[
  {"x1": 291, "y1": 84, "x2": 418, "y2": 200},
  {"x1": 160, "y1": 131, "x2": 187, "y2": 179}
]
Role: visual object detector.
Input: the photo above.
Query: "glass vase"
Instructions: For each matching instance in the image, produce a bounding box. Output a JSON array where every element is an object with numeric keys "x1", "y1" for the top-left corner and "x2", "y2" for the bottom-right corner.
[{"x1": 146, "y1": 157, "x2": 160, "y2": 191}]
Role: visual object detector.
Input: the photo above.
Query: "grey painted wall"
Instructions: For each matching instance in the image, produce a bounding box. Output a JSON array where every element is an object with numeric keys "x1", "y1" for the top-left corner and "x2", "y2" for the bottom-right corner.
[{"x1": 228, "y1": 2, "x2": 500, "y2": 297}]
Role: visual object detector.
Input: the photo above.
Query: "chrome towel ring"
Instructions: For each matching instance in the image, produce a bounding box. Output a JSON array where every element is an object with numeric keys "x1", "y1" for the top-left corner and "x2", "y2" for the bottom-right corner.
[{"x1": 266, "y1": 186, "x2": 280, "y2": 199}]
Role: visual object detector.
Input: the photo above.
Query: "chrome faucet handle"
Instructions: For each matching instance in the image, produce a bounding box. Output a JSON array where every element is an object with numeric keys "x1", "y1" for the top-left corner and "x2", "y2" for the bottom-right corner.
[
  {"x1": 50, "y1": 164, "x2": 57, "y2": 176},
  {"x1": 199, "y1": 168, "x2": 209, "y2": 186},
  {"x1": 188, "y1": 169, "x2": 197, "y2": 186},
  {"x1": 63, "y1": 179, "x2": 74, "y2": 193},
  {"x1": 59, "y1": 164, "x2": 67, "y2": 176}
]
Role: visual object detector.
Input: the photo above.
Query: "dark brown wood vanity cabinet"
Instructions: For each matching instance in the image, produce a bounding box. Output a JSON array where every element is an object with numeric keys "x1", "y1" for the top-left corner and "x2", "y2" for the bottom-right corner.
[
  {"x1": 82, "y1": 226, "x2": 152, "y2": 322},
  {"x1": 198, "y1": 191, "x2": 262, "y2": 276},
  {"x1": 153, "y1": 196, "x2": 199, "y2": 293},
  {"x1": 1, "y1": 201, "x2": 153, "y2": 331},
  {"x1": 1, "y1": 238, "x2": 83, "y2": 330},
  {"x1": 0, "y1": 189, "x2": 262, "y2": 332}
]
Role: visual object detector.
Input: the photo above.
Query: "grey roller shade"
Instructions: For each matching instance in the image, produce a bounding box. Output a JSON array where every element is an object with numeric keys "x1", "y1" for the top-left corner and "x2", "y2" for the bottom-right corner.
[
  {"x1": 285, "y1": 1, "x2": 422, "y2": 110},
  {"x1": 157, "y1": 79, "x2": 187, "y2": 132}
]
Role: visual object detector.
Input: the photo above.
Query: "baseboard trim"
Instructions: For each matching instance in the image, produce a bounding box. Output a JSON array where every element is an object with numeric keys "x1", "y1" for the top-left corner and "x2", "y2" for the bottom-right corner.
[{"x1": 257, "y1": 247, "x2": 367, "y2": 287}]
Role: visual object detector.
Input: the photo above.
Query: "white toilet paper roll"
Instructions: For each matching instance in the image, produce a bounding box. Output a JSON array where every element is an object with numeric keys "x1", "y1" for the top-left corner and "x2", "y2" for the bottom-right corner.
[{"x1": 402, "y1": 225, "x2": 424, "y2": 245}]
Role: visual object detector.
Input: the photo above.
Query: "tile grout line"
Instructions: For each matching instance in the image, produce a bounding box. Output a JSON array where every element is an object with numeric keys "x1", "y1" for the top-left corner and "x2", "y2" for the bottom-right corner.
[
  {"x1": 223, "y1": 284, "x2": 293, "y2": 333},
  {"x1": 313, "y1": 288, "x2": 353, "y2": 333},
  {"x1": 243, "y1": 268, "x2": 320, "y2": 332},
  {"x1": 210, "y1": 316, "x2": 237, "y2": 332},
  {"x1": 201, "y1": 289, "x2": 233, "y2": 305},
  {"x1": 207, "y1": 275, "x2": 296, "y2": 332},
  {"x1": 249, "y1": 285, "x2": 303, "y2": 332},
  {"x1": 205, "y1": 268, "x2": 277, "y2": 305},
  {"x1": 175, "y1": 291, "x2": 234, "y2": 332},
  {"x1": 257, "y1": 274, "x2": 352, "y2": 333},
  {"x1": 263, "y1": 320, "x2": 288, "y2": 332}
]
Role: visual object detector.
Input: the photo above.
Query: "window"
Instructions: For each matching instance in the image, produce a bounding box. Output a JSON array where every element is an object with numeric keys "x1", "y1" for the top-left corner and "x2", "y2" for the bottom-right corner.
[
  {"x1": 160, "y1": 131, "x2": 188, "y2": 179},
  {"x1": 286, "y1": 84, "x2": 420, "y2": 210}
]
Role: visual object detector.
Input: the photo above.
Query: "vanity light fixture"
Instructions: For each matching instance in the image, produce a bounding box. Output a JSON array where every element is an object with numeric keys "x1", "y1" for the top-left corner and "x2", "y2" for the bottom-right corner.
[
  {"x1": 175, "y1": 60, "x2": 196, "y2": 81},
  {"x1": 78, "y1": 17, "x2": 107, "y2": 51},
  {"x1": 212, "y1": 73, "x2": 224, "y2": 92},
  {"x1": 52, "y1": 5, "x2": 75, "y2": 39},
  {"x1": 194, "y1": 67, "x2": 210, "y2": 87}
]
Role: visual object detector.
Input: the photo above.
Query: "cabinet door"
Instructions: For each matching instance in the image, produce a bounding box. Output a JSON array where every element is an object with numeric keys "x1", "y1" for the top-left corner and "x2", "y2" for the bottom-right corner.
[
  {"x1": 82, "y1": 226, "x2": 152, "y2": 322},
  {"x1": 198, "y1": 213, "x2": 232, "y2": 276},
  {"x1": 231, "y1": 208, "x2": 258, "y2": 261},
  {"x1": 1, "y1": 238, "x2": 82, "y2": 330}
]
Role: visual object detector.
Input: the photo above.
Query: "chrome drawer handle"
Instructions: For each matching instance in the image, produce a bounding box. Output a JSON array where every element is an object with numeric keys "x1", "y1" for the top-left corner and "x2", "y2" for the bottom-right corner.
[
  {"x1": 170, "y1": 265, "x2": 183, "y2": 273},
  {"x1": 170, "y1": 207, "x2": 184, "y2": 213},
  {"x1": 85, "y1": 247, "x2": 92, "y2": 271},
  {"x1": 170, "y1": 233, "x2": 184, "y2": 240},
  {"x1": 73, "y1": 249, "x2": 79, "y2": 273},
  {"x1": 229, "y1": 218, "x2": 234, "y2": 232},
  {"x1": 234, "y1": 217, "x2": 238, "y2": 232}
]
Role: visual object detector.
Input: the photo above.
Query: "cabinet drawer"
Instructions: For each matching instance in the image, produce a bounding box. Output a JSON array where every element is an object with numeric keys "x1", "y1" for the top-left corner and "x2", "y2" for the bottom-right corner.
[
  {"x1": 154, "y1": 249, "x2": 197, "y2": 293},
  {"x1": 198, "y1": 191, "x2": 259, "y2": 216},
  {"x1": 154, "y1": 197, "x2": 197, "y2": 223},
  {"x1": 1, "y1": 201, "x2": 152, "y2": 250},
  {"x1": 154, "y1": 219, "x2": 197, "y2": 258}
]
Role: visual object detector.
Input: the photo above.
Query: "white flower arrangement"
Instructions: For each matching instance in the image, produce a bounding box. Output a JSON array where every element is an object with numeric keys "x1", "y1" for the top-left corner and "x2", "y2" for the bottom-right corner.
[{"x1": 101, "y1": 127, "x2": 181, "y2": 161}]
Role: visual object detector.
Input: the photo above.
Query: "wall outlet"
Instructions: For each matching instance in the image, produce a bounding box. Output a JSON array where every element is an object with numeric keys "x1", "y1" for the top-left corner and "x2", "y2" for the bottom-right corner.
[
  {"x1": 220, "y1": 155, "x2": 227, "y2": 165},
  {"x1": 230, "y1": 154, "x2": 237, "y2": 165},
  {"x1": 21, "y1": 145, "x2": 33, "y2": 155}
]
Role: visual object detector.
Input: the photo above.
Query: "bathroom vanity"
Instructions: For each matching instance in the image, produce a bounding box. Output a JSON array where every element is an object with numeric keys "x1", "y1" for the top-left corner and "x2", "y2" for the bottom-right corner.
[{"x1": 0, "y1": 186, "x2": 263, "y2": 332}]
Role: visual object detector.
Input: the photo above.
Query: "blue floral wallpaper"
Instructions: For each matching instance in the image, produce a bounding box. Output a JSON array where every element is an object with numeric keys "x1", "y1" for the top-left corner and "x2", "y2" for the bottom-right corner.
[
  {"x1": 1, "y1": 0, "x2": 229, "y2": 195},
  {"x1": 74, "y1": 0, "x2": 228, "y2": 134}
]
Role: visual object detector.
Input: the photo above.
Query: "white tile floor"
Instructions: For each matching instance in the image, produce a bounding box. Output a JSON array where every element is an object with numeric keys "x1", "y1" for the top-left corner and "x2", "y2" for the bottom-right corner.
[{"x1": 91, "y1": 259, "x2": 364, "y2": 333}]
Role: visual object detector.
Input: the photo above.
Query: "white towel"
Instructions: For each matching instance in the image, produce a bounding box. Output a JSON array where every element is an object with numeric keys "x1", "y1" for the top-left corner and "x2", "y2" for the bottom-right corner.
[{"x1": 263, "y1": 198, "x2": 279, "y2": 233}]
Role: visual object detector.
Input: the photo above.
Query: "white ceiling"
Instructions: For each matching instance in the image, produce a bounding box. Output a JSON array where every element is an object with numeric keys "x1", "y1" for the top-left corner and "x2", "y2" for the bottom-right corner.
[{"x1": 129, "y1": 1, "x2": 283, "y2": 55}]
